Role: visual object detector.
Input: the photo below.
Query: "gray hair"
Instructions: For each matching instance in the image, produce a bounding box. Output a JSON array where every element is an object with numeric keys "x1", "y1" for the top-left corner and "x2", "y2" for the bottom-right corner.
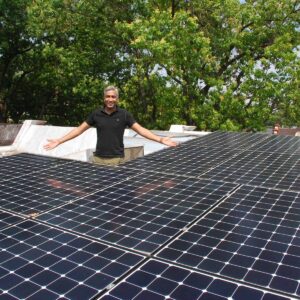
[{"x1": 104, "y1": 85, "x2": 119, "y2": 99}]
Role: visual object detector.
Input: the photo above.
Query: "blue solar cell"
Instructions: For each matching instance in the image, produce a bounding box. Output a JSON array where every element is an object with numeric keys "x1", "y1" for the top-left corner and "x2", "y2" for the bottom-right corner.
[
  {"x1": 1, "y1": 254, "x2": 25, "y2": 269},
  {"x1": 277, "y1": 264, "x2": 300, "y2": 280},
  {"x1": 244, "y1": 270, "x2": 272, "y2": 286},
  {"x1": 35, "y1": 254, "x2": 61, "y2": 267},
  {"x1": 171, "y1": 284, "x2": 203, "y2": 300},
  {"x1": 149, "y1": 277, "x2": 178, "y2": 295},
  {"x1": 0, "y1": 211, "x2": 24, "y2": 230},
  {"x1": 162, "y1": 265, "x2": 189, "y2": 282},
  {"x1": 0, "y1": 293, "x2": 17, "y2": 300},
  {"x1": 184, "y1": 272, "x2": 213, "y2": 289},
  {"x1": 177, "y1": 253, "x2": 201, "y2": 267},
  {"x1": 259, "y1": 250, "x2": 284, "y2": 263},
  {"x1": 9, "y1": 281, "x2": 40, "y2": 299},
  {"x1": 127, "y1": 270, "x2": 156, "y2": 287},
  {"x1": 0, "y1": 220, "x2": 144, "y2": 299},
  {"x1": 199, "y1": 293, "x2": 227, "y2": 300},
  {"x1": 65, "y1": 284, "x2": 98, "y2": 300},
  {"x1": 232, "y1": 285, "x2": 264, "y2": 300},
  {"x1": 50, "y1": 259, "x2": 78, "y2": 274},
  {"x1": 47, "y1": 276, "x2": 78, "y2": 294},
  {"x1": 102, "y1": 262, "x2": 129, "y2": 277},
  {"x1": 0, "y1": 273, "x2": 23, "y2": 290},
  {"x1": 31, "y1": 269, "x2": 60, "y2": 286},
  {"x1": 263, "y1": 294, "x2": 291, "y2": 300},
  {"x1": 67, "y1": 266, "x2": 94, "y2": 281},
  {"x1": 207, "y1": 278, "x2": 237, "y2": 297},
  {"x1": 198, "y1": 258, "x2": 225, "y2": 273},
  {"x1": 109, "y1": 282, "x2": 142, "y2": 300},
  {"x1": 282, "y1": 254, "x2": 300, "y2": 268},
  {"x1": 252, "y1": 259, "x2": 278, "y2": 273},
  {"x1": 29, "y1": 289, "x2": 59, "y2": 300},
  {"x1": 68, "y1": 250, "x2": 93, "y2": 264},
  {"x1": 15, "y1": 263, "x2": 44, "y2": 278},
  {"x1": 134, "y1": 289, "x2": 165, "y2": 300},
  {"x1": 85, "y1": 256, "x2": 111, "y2": 270}
]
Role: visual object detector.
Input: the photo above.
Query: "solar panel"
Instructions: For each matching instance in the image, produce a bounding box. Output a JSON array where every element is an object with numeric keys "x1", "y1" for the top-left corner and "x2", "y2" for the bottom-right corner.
[
  {"x1": 0, "y1": 220, "x2": 144, "y2": 300},
  {"x1": 153, "y1": 131, "x2": 270, "y2": 152},
  {"x1": 123, "y1": 132, "x2": 298, "y2": 178},
  {"x1": 123, "y1": 146, "x2": 241, "y2": 177},
  {"x1": 101, "y1": 259, "x2": 290, "y2": 300},
  {"x1": 127, "y1": 131, "x2": 268, "y2": 167},
  {"x1": 201, "y1": 150, "x2": 300, "y2": 192},
  {"x1": 156, "y1": 185, "x2": 300, "y2": 298},
  {"x1": 0, "y1": 211, "x2": 24, "y2": 230},
  {"x1": 37, "y1": 173, "x2": 237, "y2": 254},
  {"x1": 247, "y1": 134, "x2": 300, "y2": 155},
  {"x1": 0, "y1": 153, "x2": 71, "y2": 183},
  {"x1": 0, "y1": 161, "x2": 140, "y2": 216},
  {"x1": 1, "y1": 129, "x2": 299, "y2": 300}
]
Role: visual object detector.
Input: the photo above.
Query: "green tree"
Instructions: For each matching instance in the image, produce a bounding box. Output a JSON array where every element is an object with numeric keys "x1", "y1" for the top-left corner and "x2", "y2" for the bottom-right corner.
[
  {"x1": 0, "y1": 0, "x2": 39, "y2": 122},
  {"x1": 117, "y1": 0, "x2": 300, "y2": 131},
  {"x1": 1, "y1": 0, "x2": 299, "y2": 131}
]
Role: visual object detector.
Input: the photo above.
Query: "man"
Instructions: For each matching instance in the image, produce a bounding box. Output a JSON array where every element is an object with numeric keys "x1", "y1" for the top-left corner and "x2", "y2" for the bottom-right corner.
[{"x1": 44, "y1": 85, "x2": 177, "y2": 165}]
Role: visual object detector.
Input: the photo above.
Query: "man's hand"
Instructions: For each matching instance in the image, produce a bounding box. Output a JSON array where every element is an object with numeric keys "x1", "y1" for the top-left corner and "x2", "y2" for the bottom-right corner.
[
  {"x1": 43, "y1": 139, "x2": 60, "y2": 150},
  {"x1": 161, "y1": 137, "x2": 178, "y2": 147}
]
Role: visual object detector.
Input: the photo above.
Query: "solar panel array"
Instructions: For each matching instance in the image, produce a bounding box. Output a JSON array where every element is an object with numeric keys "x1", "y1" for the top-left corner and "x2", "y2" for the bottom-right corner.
[
  {"x1": 38, "y1": 174, "x2": 237, "y2": 253},
  {"x1": 0, "y1": 131, "x2": 299, "y2": 300}
]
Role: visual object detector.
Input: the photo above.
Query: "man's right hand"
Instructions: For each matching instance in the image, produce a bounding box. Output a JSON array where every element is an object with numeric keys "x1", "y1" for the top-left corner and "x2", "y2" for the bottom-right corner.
[{"x1": 43, "y1": 139, "x2": 60, "y2": 150}]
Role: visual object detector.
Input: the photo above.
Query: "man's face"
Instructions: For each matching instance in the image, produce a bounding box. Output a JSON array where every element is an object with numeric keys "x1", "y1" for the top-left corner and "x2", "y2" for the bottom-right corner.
[{"x1": 104, "y1": 90, "x2": 118, "y2": 109}]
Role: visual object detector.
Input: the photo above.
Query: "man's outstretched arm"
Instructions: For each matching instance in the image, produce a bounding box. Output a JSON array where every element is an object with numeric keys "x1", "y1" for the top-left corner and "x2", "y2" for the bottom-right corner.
[
  {"x1": 131, "y1": 123, "x2": 178, "y2": 147},
  {"x1": 44, "y1": 121, "x2": 91, "y2": 150}
]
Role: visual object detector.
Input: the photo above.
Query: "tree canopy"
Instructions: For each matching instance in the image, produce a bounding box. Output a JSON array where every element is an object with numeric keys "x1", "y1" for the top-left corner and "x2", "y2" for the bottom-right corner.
[{"x1": 0, "y1": 0, "x2": 299, "y2": 131}]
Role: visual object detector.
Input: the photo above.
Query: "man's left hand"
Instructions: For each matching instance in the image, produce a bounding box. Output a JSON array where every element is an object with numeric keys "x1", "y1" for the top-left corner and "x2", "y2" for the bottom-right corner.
[{"x1": 161, "y1": 137, "x2": 178, "y2": 147}]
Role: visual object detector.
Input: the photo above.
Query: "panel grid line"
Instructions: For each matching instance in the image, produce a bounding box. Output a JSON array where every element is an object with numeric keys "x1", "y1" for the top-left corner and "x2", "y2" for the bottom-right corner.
[
  {"x1": 156, "y1": 185, "x2": 300, "y2": 298},
  {"x1": 0, "y1": 220, "x2": 145, "y2": 300},
  {"x1": 100, "y1": 258, "x2": 293, "y2": 300}
]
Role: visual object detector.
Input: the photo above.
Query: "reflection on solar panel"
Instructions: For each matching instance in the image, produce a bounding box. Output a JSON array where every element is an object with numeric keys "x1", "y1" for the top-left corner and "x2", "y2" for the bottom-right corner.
[
  {"x1": 156, "y1": 185, "x2": 300, "y2": 297},
  {"x1": 40, "y1": 160, "x2": 139, "y2": 193},
  {"x1": 0, "y1": 176, "x2": 83, "y2": 216},
  {"x1": 0, "y1": 220, "x2": 144, "y2": 300},
  {"x1": 101, "y1": 259, "x2": 290, "y2": 300},
  {"x1": 0, "y1": 211, "x2": 24, "y2": 230},
  {"x1": 123, "y1": 147, "x2": 240, "y2": 177},
  {"x1": 0, "y1": 153, "x2": 71, "y2": 183},
  {"x1": 0, "y1": 161, "x2": 140, "y2": 216},
  {"x1": 38, "y1": 174, "x2": 237, "y2": 253},
  {"x1": 201, "y1": 151, "x2": 300, "y2": 192},
  {"x1": 1, "y1": 130, "x2": 299, "y2": 300}
]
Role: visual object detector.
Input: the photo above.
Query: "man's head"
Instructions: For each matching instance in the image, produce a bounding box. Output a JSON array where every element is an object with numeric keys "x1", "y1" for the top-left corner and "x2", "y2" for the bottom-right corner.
[{"x1": 103, "y1": 85, "x2": 119, "y2": 111}]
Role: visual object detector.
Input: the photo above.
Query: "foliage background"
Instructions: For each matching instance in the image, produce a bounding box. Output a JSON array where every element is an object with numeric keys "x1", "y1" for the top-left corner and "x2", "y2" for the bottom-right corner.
[{"x1": 0, "y1": 0, "x2": 299, "y2": 131}]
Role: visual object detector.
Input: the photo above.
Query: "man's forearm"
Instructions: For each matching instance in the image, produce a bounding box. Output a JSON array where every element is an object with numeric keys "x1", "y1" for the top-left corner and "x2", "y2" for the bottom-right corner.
[
  {"x1": 57, "y1": 127, "x2": 83, "y2": 144},
  {"x1": 135, "y1": 126, "x2": 162, "y2": 143}
]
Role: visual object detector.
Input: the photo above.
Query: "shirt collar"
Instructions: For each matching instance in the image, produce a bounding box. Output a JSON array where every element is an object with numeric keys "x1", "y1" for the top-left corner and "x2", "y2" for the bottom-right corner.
[{"x1": 101, "y1": 105, "x2": 119, "y2": 115}]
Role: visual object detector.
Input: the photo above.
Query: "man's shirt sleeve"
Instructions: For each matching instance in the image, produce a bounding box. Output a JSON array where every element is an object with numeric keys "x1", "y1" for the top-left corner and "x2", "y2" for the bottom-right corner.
[
  {"x1": 126, "y1": 111, "x2": 136, "y2": 127},
  {"x1": 86, "y1": 111, "x2": 95, "y2": 126}
]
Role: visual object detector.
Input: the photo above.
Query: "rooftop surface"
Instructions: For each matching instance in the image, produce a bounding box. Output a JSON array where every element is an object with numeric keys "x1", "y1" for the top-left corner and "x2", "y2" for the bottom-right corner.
[{"x1": 0, "y1": 130, "x2": 299, "y2": 300}]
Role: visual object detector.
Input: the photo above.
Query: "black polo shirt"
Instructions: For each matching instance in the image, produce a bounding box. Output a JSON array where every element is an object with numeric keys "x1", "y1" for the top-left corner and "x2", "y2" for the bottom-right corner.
[{"x1": 86, "y1": 106, "x2": 136, "y2": 158}]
